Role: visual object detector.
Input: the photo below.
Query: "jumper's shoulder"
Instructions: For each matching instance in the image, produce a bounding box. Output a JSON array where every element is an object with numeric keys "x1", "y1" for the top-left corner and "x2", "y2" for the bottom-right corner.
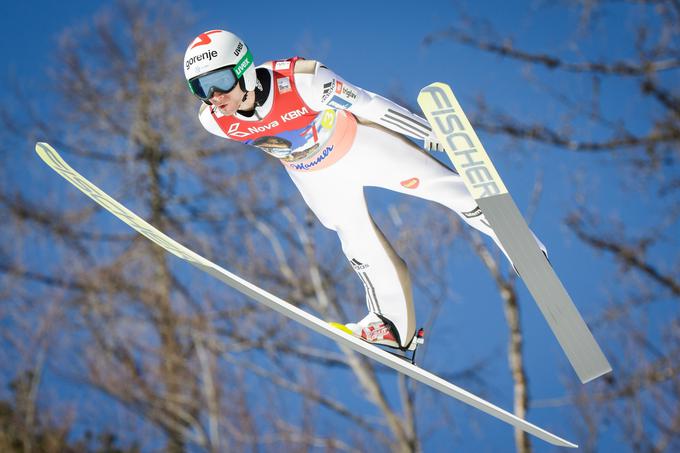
[
  {"x1": 197, "y1": 103, "x2": 228, "y2": 138},
  {"x1": 261, "y1": 57, "x2": 321, "y2": 76},
  {"x1": 294, "y1": 59, "x2": 320, "y2": 76},
  {"x1": 198, "y1": 102, "x2": 211, "y2": 125}
]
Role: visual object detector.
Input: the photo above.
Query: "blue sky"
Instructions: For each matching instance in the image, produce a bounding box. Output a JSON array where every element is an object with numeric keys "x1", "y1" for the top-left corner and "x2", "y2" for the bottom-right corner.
[{"x1": 3, "y1": 0, "x2": 672, "y2": 451}]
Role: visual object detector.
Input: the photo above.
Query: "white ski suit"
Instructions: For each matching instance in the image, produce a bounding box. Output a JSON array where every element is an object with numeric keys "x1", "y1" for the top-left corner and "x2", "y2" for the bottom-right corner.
[{"x1": 197, "y1": 57, "x2": 526, "y2": 347}]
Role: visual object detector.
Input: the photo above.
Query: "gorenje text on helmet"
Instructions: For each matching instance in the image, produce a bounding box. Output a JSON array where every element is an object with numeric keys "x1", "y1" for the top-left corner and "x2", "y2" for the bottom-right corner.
[{"x1": 185, "y1": 50, "x2": 219, "y2": 71}]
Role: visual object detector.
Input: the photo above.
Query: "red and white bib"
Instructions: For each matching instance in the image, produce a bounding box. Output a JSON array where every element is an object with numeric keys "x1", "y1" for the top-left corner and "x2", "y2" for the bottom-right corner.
[{"x1": 210, "y1": 57, "x2": 357, "y2": 171}]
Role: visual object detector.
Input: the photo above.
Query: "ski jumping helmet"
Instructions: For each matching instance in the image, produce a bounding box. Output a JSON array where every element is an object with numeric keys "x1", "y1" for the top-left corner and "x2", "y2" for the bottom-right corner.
[{"x1": 184, "y1": 30, "x2": 256, "y2": 102}]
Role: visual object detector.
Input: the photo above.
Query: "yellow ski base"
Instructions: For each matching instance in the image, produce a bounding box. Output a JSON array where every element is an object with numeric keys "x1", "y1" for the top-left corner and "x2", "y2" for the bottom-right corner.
[{"x1": 328, "y1": 322, "x2": 354, "y2": 335}]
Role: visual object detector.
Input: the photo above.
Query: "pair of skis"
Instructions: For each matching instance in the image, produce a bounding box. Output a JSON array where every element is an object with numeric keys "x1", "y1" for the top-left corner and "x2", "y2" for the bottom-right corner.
[{"x1": 35, "y1": 82, "x2": 609, "y2": 448}]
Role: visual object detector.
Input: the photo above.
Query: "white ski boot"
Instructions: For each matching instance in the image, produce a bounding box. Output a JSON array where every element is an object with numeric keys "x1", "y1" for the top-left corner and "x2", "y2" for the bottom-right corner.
[{"x1": 331, "y1": 313, "x2": 425, "y2": 363}]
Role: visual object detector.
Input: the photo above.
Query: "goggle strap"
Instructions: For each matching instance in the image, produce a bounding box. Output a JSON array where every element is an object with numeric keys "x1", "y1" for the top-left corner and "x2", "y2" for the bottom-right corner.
[
  {"x1": 233, "y1": 49, "x2": 253, "y2": 79},
  {"x1": 187, "y1": 80, "x2": 197, "y2": 95}
]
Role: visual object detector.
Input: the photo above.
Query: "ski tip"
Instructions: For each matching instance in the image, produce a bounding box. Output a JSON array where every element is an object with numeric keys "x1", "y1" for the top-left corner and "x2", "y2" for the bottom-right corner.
[
  {"x1": 35, "y1": 142, "x2": 54, "y2": 158},
  {"x1": 417, "y1": 82, "x2": 450, "y2": 98},
  {"x1": 419, "y1": 81, "x2": 448, "y2": 90},
  {"x1": 328, "y1": 322, "x2": 354, "y2": 336},
  {"x1": 35, "y1": 142, "x2": 48, "y2": 160}
]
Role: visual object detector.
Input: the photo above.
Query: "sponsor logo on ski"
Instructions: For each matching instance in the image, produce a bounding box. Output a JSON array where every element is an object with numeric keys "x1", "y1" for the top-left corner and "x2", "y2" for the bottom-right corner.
[
  {"x1": 185, "y1": 50, "x2": 219, "y2": 70},
  {"x1": 421, "y1": 85, "x2": 503, "y2": 198}
]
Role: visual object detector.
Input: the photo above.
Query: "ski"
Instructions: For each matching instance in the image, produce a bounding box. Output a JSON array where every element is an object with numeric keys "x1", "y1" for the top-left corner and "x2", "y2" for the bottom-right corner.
[
  {"x1": 417, "y1": 82, "x2": 612, "y2": 384},
  {"x1": 36, "y1": 142, "x2": 576, "y2": 448}
]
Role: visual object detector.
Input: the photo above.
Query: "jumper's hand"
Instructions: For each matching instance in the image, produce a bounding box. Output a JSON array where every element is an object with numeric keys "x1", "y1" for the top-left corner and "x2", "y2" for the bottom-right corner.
[{"x1": 423, "y1": 130, "x2": 444, "y2": 152}]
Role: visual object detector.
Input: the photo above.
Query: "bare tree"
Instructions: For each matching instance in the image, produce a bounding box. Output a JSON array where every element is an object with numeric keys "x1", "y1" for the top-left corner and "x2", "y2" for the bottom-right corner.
[
  {"x1": 426, "y1": 0, "x2": 680, "y2": 450},
  {"x1": 0, "y1": 1, "x2": 497, "y2": 451}
]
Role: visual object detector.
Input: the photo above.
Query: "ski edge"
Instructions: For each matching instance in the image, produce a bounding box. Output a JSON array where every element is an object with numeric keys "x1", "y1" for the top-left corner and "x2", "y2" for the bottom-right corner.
[{"x1": 35, "y1": 141, "x2": 577, "y2": 448}]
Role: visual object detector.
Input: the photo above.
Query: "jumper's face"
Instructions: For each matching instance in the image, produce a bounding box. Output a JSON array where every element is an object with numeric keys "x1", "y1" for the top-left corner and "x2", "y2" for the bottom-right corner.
[{"x1": 210, "y1": 84, "x2": 246, "y2": 116}]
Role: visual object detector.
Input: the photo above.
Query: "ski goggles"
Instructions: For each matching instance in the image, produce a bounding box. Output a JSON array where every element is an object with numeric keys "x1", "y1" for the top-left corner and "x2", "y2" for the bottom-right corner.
[{"x1": 187, "y1": 49, "x2": 253, "y2": 101}]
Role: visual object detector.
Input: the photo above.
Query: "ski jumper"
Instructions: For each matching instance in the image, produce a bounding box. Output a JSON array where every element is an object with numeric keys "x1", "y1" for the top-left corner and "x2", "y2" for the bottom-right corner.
[{"x1": 198, "y1": 57, "x2": 535, "y2": 347}]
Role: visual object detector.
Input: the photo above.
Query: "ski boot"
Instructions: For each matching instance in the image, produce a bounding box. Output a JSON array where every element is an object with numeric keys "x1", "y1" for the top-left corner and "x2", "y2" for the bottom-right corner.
[{"x1": 330, "y1": 315, "x2": 425, "y2": 364}]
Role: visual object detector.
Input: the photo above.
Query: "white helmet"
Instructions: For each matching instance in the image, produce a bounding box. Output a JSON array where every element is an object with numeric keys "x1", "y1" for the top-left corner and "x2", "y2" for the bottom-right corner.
[{"x1": 183, "y1": 30, "x2": 256, "y2": 99}]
